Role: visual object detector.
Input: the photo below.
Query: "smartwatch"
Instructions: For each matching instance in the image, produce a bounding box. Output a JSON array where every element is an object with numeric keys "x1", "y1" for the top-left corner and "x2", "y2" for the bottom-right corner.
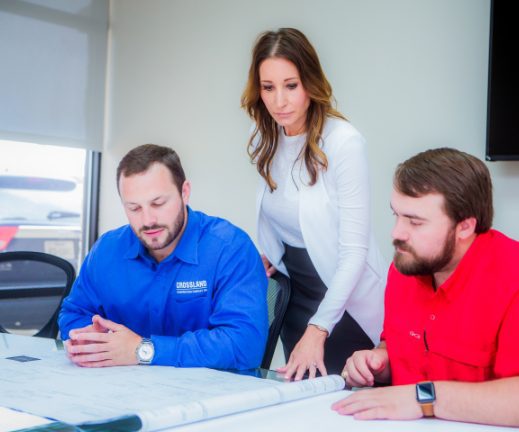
[
  {"x1": 136, "y1": 338, "x2": 155, "y2": 365},
  {"x1": 416, "y1": 381, "x2": 436, "y2": 417}
]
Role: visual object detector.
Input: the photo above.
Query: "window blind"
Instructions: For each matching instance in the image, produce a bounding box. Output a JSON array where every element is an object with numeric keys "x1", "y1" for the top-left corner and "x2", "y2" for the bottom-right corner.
[{"x1": 0, "y1": 0, "x2": 108, "y2": 151}]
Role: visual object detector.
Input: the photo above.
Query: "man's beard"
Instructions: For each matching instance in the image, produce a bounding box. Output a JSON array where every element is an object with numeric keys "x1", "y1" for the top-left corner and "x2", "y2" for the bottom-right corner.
[
  {"x1": 138, "y1": 207, "x2": 185, "y2": 252},
  {"x1": 393, "y1": 227, "x2": 456, "y2": 276}
]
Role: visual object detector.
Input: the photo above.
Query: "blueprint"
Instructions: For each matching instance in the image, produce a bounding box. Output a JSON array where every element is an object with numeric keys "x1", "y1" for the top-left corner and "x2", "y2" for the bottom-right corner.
[{"x1": 0, "y1": 334, "x2": 280, "y2": 424}]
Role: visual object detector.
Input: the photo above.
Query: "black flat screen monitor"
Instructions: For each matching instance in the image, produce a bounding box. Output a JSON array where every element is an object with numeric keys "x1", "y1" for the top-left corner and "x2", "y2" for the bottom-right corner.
[{"x1": 486, "y1": 0, "x2": 519, "y2": 161}]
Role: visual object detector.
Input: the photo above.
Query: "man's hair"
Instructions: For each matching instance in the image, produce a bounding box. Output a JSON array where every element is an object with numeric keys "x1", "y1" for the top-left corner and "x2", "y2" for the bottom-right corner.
[
  {"x1": 116, "y1": 144, "x2": 186, "y2": 193},
  {"x1": 394, "y1": 147, "x2": 493, "y2": 233}
]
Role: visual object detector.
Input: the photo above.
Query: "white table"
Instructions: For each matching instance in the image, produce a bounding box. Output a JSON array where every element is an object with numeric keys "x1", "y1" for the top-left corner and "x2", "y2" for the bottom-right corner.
[
  {"x1": 0, "y1": 333, "x2": 511, "y2": 432},
  {"x1": 172, "y1": 389, "x2": 510, "y2": 432}
]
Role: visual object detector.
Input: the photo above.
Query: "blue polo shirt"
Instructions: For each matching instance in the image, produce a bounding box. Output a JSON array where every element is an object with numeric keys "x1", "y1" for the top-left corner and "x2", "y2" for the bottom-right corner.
[{"x1": 59, "y1": 207, "x2": 268, "y2": 369}]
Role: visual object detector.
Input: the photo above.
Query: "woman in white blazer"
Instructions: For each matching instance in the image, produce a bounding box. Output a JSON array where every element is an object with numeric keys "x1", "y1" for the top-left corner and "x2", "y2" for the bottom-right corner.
[{"x1": 242, "y1": 28, "x2": 387, "y2": 380}]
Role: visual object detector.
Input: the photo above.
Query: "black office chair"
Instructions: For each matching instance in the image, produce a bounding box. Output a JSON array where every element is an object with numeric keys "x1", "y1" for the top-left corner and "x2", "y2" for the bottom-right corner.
[
  {"x1": 0, "y1": 251, "x2": 76, "y2": 338},
  {"x1": 261, "y1": 272, "x2": 291, "y2": 369}
]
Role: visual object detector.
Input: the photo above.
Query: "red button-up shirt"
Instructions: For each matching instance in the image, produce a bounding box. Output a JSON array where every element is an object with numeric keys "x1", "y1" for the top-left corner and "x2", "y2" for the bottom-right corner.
[{"x1": 382, "y1": 229, "x2": 519, "y2": 385}]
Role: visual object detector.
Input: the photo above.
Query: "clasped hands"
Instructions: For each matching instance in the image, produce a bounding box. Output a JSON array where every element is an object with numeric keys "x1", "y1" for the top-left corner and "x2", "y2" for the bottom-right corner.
[{"x1": 64, "y1": 314, "x2": 142, "y2": 367}]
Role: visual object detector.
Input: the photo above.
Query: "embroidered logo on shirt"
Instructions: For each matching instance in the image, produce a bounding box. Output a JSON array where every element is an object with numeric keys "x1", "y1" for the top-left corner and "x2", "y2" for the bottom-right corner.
[
  {"x1": 176, "y1": 280, "x2": 208, "y2": 295},
  {"x1": 409, "y1": 330, "x2": 421, "y2": 340}
]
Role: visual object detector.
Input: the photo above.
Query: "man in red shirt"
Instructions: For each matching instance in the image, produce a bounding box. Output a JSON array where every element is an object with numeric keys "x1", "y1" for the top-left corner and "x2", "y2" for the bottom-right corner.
[{"x1": 332, "y1": 148, "x2": 519, "y2": 427}]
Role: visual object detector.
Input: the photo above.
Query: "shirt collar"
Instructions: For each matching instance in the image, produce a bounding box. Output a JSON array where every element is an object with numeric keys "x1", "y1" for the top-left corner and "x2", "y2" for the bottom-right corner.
[
  {"x1": 123, "y1": 206, "x2": 200, "y2": 265},
  {"x1": 171, "y1": 206, "x2": 199, "y2": 265},
  {"x1": 124, "y1": 229, "x2": 142, "y2": 260},
  {"x1": 435, "y1": 230, "x2": 492, "y2": 300}
]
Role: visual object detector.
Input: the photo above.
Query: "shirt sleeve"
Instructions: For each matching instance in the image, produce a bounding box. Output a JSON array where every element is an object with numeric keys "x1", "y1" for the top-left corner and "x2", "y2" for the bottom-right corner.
[
  {"x1": 151, "y1": 232, "x2": 269, "y2": 370},
  {"x1": 494, "y1": 291, "x2": 519, "y2": 378},
  {"x1": 379, "y1": 265, "x2": 398, "y2": 343},
  {"x1": 308, "y1": 130, "x2": 374, "y2": 334}
]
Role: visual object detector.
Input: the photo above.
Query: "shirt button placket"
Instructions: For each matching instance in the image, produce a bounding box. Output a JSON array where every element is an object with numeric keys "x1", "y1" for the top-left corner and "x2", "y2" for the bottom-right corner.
[
  {"x1": 424, "y1": 298, "x2": 439, "y2": 376},
  {"x1": 150, "y1": 267, "x2": 165, "y2": 334}
]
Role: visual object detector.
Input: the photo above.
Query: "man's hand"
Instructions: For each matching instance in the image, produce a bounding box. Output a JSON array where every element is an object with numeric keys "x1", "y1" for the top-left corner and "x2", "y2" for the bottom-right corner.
[
  {"x1": 64, "y1": 315, "x2": 142, "y2": 367},
  {"x1": 277, "y1": 325, "x2": 328, "y2": 380},
  {"x1": 331, "y1": 385, "x2": 422, "y2": 420},
  {"x1": 341, "y1": 347, "x2": 390, "y2": 387}
]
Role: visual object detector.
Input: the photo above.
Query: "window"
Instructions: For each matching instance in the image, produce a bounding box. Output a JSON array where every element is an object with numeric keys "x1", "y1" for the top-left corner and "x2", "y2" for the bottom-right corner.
[
  {"x1": 0, "y1": 140, "x2": 101, "y2": 334},
  {"x1": 0, "y1": 140, "x2": 87, "y2": 271},
  {"x1": 0, "y1": 0, "x2": 106, "y2": 336}
]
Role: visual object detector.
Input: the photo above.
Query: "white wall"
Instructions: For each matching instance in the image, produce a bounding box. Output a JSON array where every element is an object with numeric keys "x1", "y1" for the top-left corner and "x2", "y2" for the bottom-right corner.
[{"x1": 101, "y1": 0, "x2": 519, "y2": 262}]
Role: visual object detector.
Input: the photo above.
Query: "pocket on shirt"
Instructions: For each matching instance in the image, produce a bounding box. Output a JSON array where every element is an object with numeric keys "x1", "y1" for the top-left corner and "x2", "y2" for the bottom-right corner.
[
  {"x1": 432, "y1": 337, "x2": 494, "y2": 367},
  {"x1": 430, "y1": 338, "x2": 494, "y2": 380}
]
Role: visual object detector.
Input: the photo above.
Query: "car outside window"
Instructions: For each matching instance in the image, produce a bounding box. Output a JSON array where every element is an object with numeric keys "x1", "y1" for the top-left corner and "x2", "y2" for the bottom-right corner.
[{"x1": 0, "y1": 174, "x2": 82, "y2": 269}]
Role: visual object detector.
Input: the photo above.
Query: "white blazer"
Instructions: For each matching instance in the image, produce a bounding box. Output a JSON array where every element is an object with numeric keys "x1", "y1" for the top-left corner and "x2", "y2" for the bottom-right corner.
[{"x1": 256, "y1": 118, "x2": 387, "y2": 344}]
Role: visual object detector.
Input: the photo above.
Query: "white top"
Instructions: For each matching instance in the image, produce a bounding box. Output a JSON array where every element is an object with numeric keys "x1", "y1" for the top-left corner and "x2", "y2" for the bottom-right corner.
[
  {"x1": 255, "y1": 117, "x2": 388, "y2": 343},
  {"x1": 260, "y1": 130, "x2": 305, "y2": 248}
]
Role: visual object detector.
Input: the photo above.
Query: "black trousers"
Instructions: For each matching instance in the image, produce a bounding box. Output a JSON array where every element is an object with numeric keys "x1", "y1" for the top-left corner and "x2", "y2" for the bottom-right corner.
[{"x1": 280, "y1": 244, "x2": 374, "y2": 375}]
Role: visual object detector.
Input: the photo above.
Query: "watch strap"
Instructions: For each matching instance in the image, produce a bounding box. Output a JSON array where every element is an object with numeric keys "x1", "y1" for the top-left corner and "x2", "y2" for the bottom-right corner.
[{"x1": 420, "y1": 402, "x2": 434, "y2": 417}]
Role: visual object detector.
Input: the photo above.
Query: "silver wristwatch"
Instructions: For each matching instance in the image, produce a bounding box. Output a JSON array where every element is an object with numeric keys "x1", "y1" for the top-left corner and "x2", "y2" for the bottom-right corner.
[{"x1": 136, "y1": 338, "x2": 155, "y2": 365}]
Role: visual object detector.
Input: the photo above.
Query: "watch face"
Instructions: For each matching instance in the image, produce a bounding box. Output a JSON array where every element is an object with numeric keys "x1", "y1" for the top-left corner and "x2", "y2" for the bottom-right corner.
[
  {"x1": 416, "y1": 382, "x2": 436, "y2": 403},
  {"x1": 138, "y1": 342, "x2": 154, "y2": 362}
]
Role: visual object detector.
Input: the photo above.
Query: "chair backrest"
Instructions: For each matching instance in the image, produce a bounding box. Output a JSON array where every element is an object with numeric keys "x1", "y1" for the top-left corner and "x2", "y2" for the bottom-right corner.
[
  {"x1": 261, "y1": 272, "x2": 291, "y2": 369},
  {"x1": 0, "y1": 251, "x2": 76, "y2": 339}
]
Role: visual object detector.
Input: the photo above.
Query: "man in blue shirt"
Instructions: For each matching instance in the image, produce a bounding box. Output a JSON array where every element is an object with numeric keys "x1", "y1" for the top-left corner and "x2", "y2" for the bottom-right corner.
[{"x1": 59, "y1": 144, "x2": 268, "y2": 369}]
